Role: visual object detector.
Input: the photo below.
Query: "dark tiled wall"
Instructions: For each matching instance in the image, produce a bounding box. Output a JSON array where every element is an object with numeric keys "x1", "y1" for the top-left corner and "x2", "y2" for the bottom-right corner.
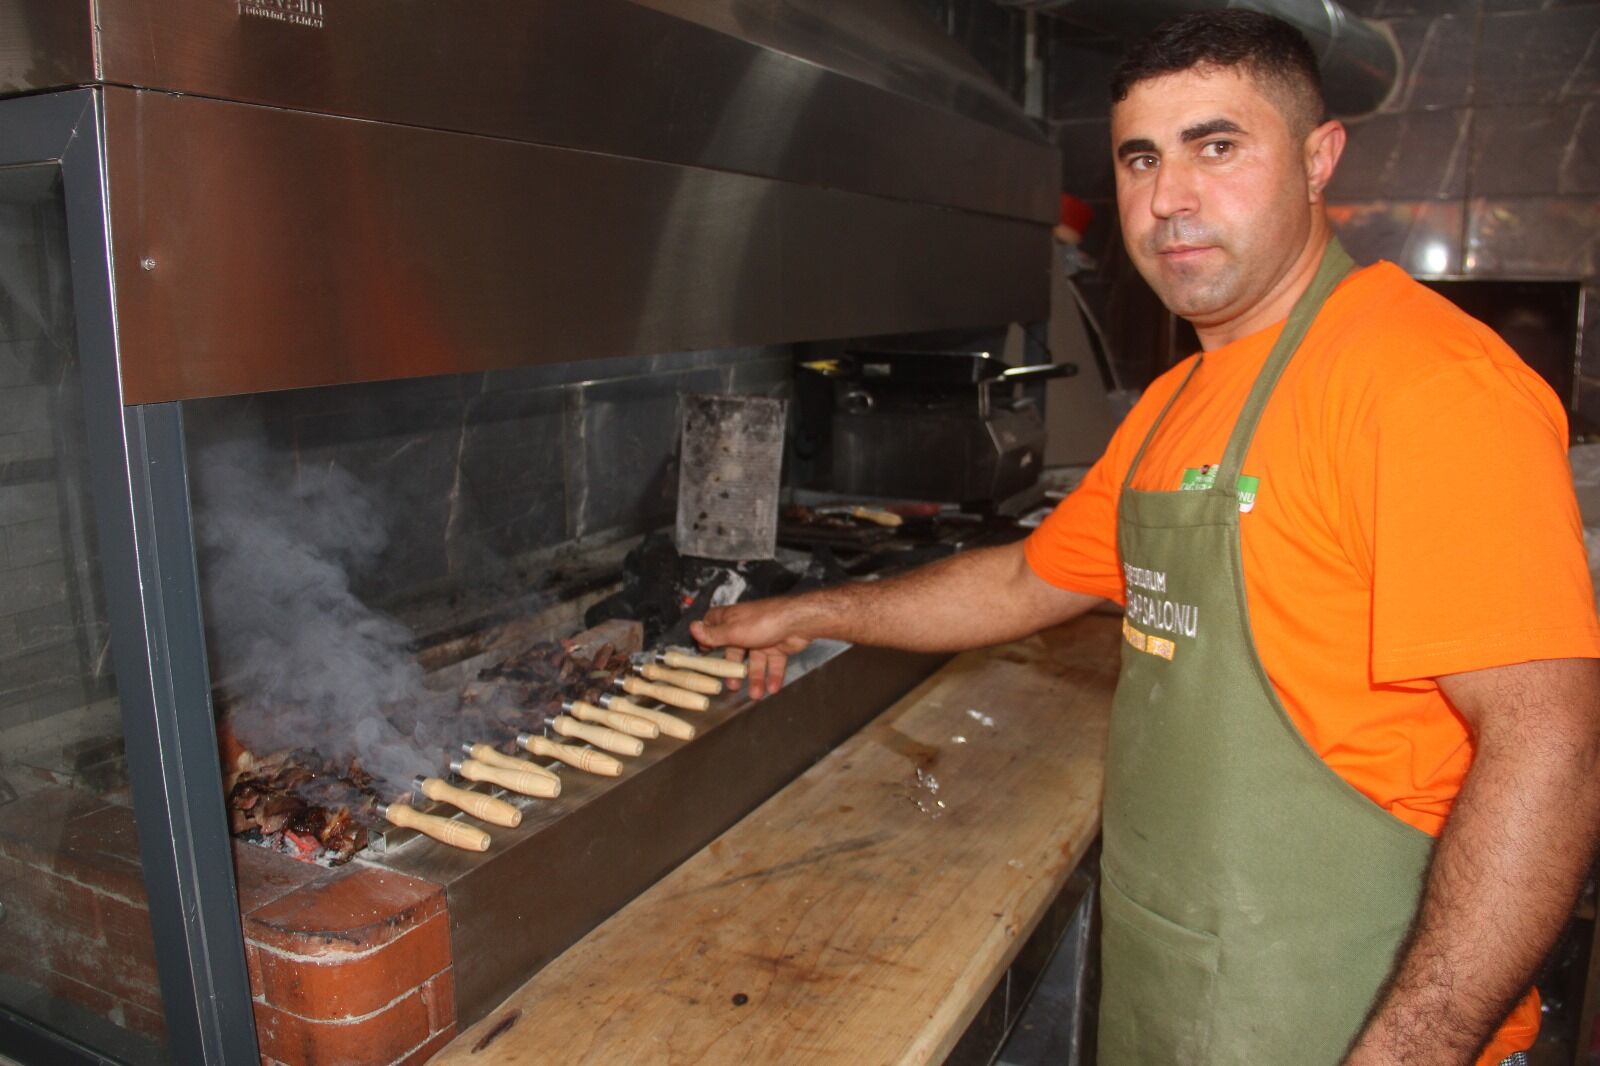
[
  {"x1": 1042, "y1": 1, "x2": 1600, "y2": 409},
  {"x1": 184, "y1": 346, "x2": 792, "y2": 614},
  {"x1": 1329, "y1": 0, "x2": 1600, "y2": 422}
]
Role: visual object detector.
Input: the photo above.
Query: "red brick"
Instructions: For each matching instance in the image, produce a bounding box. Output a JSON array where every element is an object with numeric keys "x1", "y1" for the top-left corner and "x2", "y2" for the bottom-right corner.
[
  {"x1": 0, "y1": 785, "x2": 108, "y2": 866},
  {"x1": 93, "y1": 895, "x2": 163, "y2": 1013},
  {"x1": 255, "y1": 913, "x2": 452, "y2": 1021},
  {"x1": 0, "y1": 851, "x2": 164, "y2": 1015},
  {"x1": 393, "y1": 1025, "x2": 457, "y2": 1066},
  {"x1": 0, "y1": 851, "x2": 107, "y2": 942},
  {"x1": 254, "y1": 990, "x2": 431, "y2": 1066},
  {"x1": 50, "y1": 803, "x2": 150, "y2": 904},
  {"x1": 233, "y1": 840, "x2": 331, "y2": 916},
  {"x1": 246, "y1": 866, "x2": 444, "y2": 957},
  {"x1": 117, "y1": 999, "x2": 169, "y2": 1044},
  {"x1": 420, "y1": 970, "x2": 455, "y2": 1034},
  {"x1": 247, "y1": 940, "x2": 265, "y2": 997},
  {"x1": 0, "y1": 951, "x2": 166, "y2": 1046}
]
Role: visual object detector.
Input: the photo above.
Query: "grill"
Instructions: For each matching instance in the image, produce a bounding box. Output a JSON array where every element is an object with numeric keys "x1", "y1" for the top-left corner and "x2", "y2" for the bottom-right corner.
[{"x1": 0, "y1": 1, "x2": 1056, "y2": 1061}]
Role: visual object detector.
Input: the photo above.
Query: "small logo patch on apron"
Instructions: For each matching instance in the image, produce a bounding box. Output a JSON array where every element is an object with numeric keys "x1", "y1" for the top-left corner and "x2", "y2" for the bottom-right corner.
[{"x1": 1179, "y1": 465, "x2": 1261, "y2": 512}]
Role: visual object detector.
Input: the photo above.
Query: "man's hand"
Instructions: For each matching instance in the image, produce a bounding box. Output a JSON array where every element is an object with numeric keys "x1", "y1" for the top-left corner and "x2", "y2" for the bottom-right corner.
[
  {"x1": 690, "y1": 542, "x2": 1102, "y2": 700},
  {"x1": 1344, "y1": 656, "x2": 1600, "y2": 1066},
  {"x1": 691, "y1": 598, "x2": 815, "y2": 699}
]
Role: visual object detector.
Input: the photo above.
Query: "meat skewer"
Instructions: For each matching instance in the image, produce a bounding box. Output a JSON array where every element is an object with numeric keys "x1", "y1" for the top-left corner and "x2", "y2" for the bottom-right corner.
[
  {"x1": 519, "y1": 732, "x2": 623, "y2": 777},
  {"x1": 598, "y1": 695, "x2": 696, "y2": 740},
  {"x1": 463, "y1": 742, "x2": 561, "y2": 782},
  {"x1": 451, "y1": 756, "x2": 561, "y2": 798},
  {"x1": 380, "y1": 799, "x2": 492, "y2": 852},
  {"x1": 616, "y1": 675, "x2": 710, "y2": 712},
  {"x1": 564, "y1": 699, "x2": 659, "y2": 739},
  {"x1": 634, "y1": 662, "x2": 722, "y2": 696},
  {"x1": 657, "y1": 648, "x2": 749, "y2": 680},
  {"x1": 551, "y1": 714, "x2": 644, "y2": 757},
  {"x1": 414, "y1": 775, "x2": 522, "y2": 828}
]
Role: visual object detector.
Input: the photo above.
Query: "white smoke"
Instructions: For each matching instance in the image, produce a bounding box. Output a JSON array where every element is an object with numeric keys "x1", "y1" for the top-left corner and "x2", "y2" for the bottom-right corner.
[{"x1": 194, "y1": 439, "x2": 443, "y2": 791}]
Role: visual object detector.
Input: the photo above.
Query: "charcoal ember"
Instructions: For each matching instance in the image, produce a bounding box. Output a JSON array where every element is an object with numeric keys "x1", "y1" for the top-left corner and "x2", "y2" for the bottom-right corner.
[
  {"x1": 224, "y1": 748, "x2": 372, "y2": 865},
  {"x1": 320, "y1": 812, "x2": 366, "y2": 864},
  {"x1": 288, "y1": 803, "x2": 366, "y2": 863}
]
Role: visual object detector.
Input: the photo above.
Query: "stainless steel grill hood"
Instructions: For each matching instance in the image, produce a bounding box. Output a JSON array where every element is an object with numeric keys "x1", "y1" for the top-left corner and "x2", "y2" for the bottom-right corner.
[{"x1": 0, "y1": 0, "x2": 1059, "y2": 404}]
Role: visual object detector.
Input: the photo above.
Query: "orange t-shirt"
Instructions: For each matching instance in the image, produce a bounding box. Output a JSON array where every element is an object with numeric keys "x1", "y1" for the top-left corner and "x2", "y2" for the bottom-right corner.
[{"x1": 1025, "y1": 261, "x2": 1600, "y2": 1061}]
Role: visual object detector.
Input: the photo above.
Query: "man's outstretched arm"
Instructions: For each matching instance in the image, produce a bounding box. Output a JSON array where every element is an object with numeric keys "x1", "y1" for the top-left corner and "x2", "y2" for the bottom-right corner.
[
  {"x1": 1345, "y1": 656, "x2": 1600, "y2": 1066},
  {"x1": 691, "y1": 540, "x2": 1103, "y2": 697}
]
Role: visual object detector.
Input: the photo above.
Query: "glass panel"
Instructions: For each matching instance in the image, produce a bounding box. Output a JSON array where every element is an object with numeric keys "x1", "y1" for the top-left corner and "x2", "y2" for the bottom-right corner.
[{"x1": 0, "y1": 167, "x2": 170, "y2": 1063}]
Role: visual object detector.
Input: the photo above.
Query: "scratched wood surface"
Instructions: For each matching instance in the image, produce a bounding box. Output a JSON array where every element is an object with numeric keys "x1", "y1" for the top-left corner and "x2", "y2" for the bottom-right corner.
[{"x1": 434, "y1": 614, "x2": 1120, "y2": 1066}]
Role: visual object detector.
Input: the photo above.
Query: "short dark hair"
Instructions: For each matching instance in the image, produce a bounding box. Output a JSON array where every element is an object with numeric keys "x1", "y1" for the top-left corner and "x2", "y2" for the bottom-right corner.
[{"x1": 1110, "y1": 11, "x2": 1326, "y2": 135}]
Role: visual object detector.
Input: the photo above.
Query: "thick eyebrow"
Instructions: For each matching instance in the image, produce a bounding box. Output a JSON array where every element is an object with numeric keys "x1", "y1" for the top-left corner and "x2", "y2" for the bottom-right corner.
[
  {"x1": 1115, "y1": 118, "x2": 1246, "y2": 161},
  {"x1": 1180, "y1": 118, "x2": 1246, "y2": 142},
  {"x1": 1115, "y1": 137, "x2": 1158, "y2": 161}
]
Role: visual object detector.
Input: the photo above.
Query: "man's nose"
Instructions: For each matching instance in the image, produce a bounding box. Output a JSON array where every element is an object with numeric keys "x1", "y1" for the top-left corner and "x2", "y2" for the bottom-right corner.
[{"x1": 1149, "y1": 158, "x2": 1199, "y2": 219}]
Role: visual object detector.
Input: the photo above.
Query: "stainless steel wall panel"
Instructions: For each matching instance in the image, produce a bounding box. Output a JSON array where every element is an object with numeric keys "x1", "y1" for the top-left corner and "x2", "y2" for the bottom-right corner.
[
  {"x1": 85, "y1": 0, "x2": 1056, "y2": 223},
  {"x1": 105, "y1": 89, "x2": 1050, "y2": 405},
  {"x1": 0, "y1": 0, "x2": 94, "y2": 95}
]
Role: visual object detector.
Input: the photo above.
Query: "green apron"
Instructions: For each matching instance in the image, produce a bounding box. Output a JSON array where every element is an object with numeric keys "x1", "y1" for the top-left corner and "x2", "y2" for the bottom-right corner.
[{"x1": 1098, "y1": 240, "x2": 1434, "y2": 1064}]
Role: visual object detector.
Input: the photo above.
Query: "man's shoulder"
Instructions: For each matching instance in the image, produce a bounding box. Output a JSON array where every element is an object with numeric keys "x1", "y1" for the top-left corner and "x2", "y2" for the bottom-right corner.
[{"x1": 1311, "y1": 261, "x2": 1528, "y2": 388}]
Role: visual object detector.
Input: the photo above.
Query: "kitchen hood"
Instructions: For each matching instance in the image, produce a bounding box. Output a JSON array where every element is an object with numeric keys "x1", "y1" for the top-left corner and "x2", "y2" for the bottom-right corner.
[{"x1": 0, "y1": 0, "x2": 1060, "y2": 404}]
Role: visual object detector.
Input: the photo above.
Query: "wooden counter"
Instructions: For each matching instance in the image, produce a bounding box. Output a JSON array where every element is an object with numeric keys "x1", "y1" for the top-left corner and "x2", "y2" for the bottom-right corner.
[{"x1": 434, "y1": 613, "x2": 1120, "y2": 1065}]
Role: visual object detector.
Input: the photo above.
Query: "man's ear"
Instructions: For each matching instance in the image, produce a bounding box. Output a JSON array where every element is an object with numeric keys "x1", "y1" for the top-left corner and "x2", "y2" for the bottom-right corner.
[{"x1": 1304, "y1": 119, "x2": 1346, "y2": 203}]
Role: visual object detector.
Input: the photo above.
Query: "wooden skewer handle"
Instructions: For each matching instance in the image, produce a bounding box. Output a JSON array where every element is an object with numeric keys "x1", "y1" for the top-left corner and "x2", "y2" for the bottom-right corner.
[
  {"x1": 457, "y1": 759, "x2": 561, "y2": 799},
  {"x1": 661, "y1": 650, "x2": 748, "y2": 680},
  {"x1": 621, "y1": 676, "x2": 711, "y2": 712},
  {"x1": 552, "y1": 715, "x2": 644, "y2": 756},
  {"x1": 569, "y1": 700, "x2": 659, "y2": 739},
  {"x1": 637, "y1": 663, "x2": 722, "y2": 696},
  {"x1": 418, "y1": 778, "x2": 521, "y2": 828},
  {"x1": 604, "y1": 697, "x2": 696, "y2": 740},
  {"x1": 467, "y1": 742, "x2": 560, "y2": 781},
  {"x1": 521, "y1": 734, "x2": 623, "y2": 777},
  {"x1": 383, "y1": 804, "x2": 490, "y2": 852},
  {"x1": 847, "y1": 505, "x2": 902, "y2": 527}
]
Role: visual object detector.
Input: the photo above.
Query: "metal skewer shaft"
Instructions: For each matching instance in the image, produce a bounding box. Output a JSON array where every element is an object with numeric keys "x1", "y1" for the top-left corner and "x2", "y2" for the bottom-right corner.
[
  {"x1": 452, "y1": 757, "x2": 561, "y2": 799},
  {"x1": 463, "y1": 742, "x2": 561, "y2": 782},
  {"x1": 378, "y1": 800, "x2": 491, "y2": 852},
  {"x1": 618, "y1": 675, "x2": 710, "y2": 712},
  {"x1": 551, "y1": 714, "x2": 644, "y2": 756},
  {"x1": 599, "y1": 694, "x2": 695, "y2": 740},
  {"x1": 564, "y1": 699, "x2": 658, "y2": 739},
  {"x1": 412, "y1": 777, "x2": 518, "y2": 825},
  {"x1": 635, "y1": 662, "x2": 721, "y2": 696},
  {"x1": 415, "y1": 776, "x2": 521, "y2": 828},
  {"x1": 661, "y1": 648, "x2": 748, "y2": 680},
  {"x1": 518, "y1": 732, "x2": 623, "y2": 777}
]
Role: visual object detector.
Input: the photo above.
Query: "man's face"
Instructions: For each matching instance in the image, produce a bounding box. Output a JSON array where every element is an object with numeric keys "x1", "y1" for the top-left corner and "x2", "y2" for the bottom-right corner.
[{"x1": 1111, "y1": 66, "x2": 1316, "y2": 330}]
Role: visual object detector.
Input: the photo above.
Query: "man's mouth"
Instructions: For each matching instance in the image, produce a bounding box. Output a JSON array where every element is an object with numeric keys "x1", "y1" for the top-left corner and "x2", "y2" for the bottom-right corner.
[{"x1": 1157, "y1": 244, "x2": 1217, "y2": 262}]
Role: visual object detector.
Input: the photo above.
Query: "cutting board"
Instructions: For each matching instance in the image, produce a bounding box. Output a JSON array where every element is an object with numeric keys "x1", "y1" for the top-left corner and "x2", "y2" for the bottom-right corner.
[{"x1": 434, "y1": 613, "x2": 1120, "y2": 1065}]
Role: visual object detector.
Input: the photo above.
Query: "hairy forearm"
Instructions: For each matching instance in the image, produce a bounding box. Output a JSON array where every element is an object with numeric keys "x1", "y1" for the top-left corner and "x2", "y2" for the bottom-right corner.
[
  {"x1": 1347, "y1": 660, "x2": 1600, "y2": 1065},
  {"x1": 780, "y1": 543, "x2": 1098, "y2": 652}
]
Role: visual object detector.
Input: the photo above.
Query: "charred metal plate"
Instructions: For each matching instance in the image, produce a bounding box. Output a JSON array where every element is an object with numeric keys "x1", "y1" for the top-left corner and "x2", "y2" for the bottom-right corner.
[{"x1": 676, "y1": 395, "x2": 787, "y2": 561}]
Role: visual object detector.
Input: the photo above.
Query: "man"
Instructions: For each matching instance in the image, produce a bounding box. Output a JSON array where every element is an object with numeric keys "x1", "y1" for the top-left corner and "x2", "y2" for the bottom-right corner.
[{"x1": 692, "y1": 11, "x2": 1600, "y2": 1066}]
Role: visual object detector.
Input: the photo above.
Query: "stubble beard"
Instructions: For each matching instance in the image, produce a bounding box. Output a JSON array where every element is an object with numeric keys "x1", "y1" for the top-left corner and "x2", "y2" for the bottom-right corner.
[{"x1": 1137, "y1": 219, "x2": 1246, "y2": 322}]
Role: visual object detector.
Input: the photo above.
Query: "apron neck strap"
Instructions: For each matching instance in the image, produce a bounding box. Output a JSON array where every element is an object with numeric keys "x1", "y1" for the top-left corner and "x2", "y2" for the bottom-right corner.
[
  {"x1": 1214, "y1": 238, "x2": 1354, "y2": 487},
  {"x1": 1119, "y1": 238, "x2": 1354, "y2": 494}
]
